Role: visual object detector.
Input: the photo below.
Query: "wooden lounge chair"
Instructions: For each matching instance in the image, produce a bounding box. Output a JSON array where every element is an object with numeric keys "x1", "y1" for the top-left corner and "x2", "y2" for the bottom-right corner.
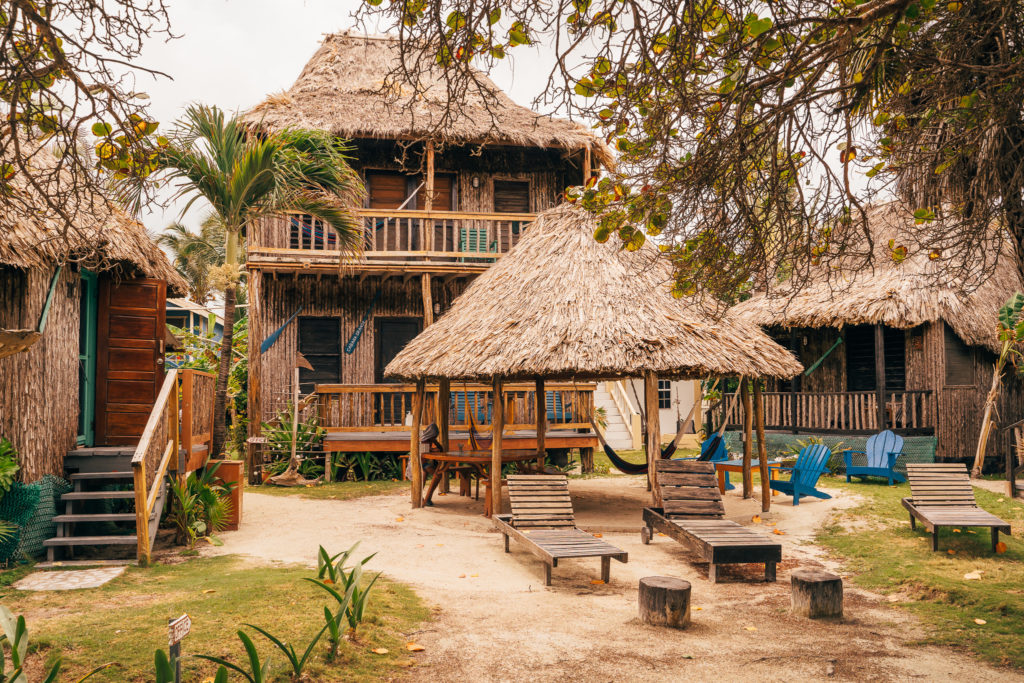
[
  {"x1": 902, "y1": 463, "x2": 1011, "y2": 552},
  {"x1": 843, "y1": 430, "x2": 906, "y2": 485},
  {"x1": 494, "y1": 475, "x2": 628, "y2": 586},
  {"x1": 641, "y1": 461, "x2": 781, "y2": 583},
  {"x1": 769, "y1": 444, "x2": 832, "y2": 505}
]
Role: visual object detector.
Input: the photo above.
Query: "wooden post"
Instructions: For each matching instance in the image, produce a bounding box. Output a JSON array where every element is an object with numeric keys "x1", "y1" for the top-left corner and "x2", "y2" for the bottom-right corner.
[
  {"x1": 171, "y1": 373, "x2": 180, "y2": 478},
  {"x1": 583, "y1": 145, "x2": 592, "y2": 184},
  {"x1": 180, "y1": 370, "x2": 193, "y2": 477},
  {"x1": 875, "y1": 324, "x2": 886, "y2": 430},
  {"x1": 644, "y1": 371, "x2": 662, "y2": 506},
  {"x1": 132, "y1": 460, "x2": 150, "y2": 566},
  {"x1": 410, "y1": 379, "x2": 426, "y2": 508},
  {"x1": 638, "y1": 576, "x2": 691, "y2": 629},
  {"x1": 491, "y1": 376, "x2": 504, "y2": 516},
  {"x1": 424, "y1": 140, "x2": 435, "y2": 211},
  {"x1": 754, "y1": 381, "x2": 770, "y2": 512},
  {"x1": 421, "y1": 273, "x2": 434, "y2": 326},
  {"x1": 535, "y1": 377, "x2": 546, "y2": 473},
  {"x1": 247, "y1": 270, "x2": 262, "y2": 485},
  {"x1": 791, "y1": 569, "x2": 843, "y2": 618},
  {"x1": 789, "y1": 329, "x2": 800, "y2": 433},
  {"x1": 741, "y1": 378, "x2": 753, "y2": 498},
  {"x1": 289, "y1": 367, "x2": 299, "y2": 469},
  {"x1": 437, "y1": 378, "x2": 450, "y2": 451}
]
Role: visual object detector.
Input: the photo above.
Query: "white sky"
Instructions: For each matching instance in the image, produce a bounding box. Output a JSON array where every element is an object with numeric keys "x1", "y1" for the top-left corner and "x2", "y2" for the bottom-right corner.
[{"x1": 136, "y1": 0, "x2": 559, "y2": 234}]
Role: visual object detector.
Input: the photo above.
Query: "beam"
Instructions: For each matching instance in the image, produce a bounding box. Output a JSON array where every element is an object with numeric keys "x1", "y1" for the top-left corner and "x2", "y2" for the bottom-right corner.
[
  {"x1": 754, "y1": 381, "x2": 770, "y2": 513},
  {"x1": 421, "y1": 273, "x2": 434, "y2": 326},
  {"x1": 741, "y1": 378, "x2": 753, "y2": 498},
  {"x1": 491, "y1": 376, "x2": 505, "y2": 516},
  {"x1": 644, "y1": 371, "x2": 662, "y2": 506},
  {"x1": 583, "y1": 145, "x2": 592, "y2": 184},
  {"x1": 410, "y1": 379, "x2": 425, "y2": 508},
  {"x1": 535, "y1": 377, "x2": 546, "y2": 473},
  {"x1": 875, "y1": 324, "x2": 886, "y2": 430}
]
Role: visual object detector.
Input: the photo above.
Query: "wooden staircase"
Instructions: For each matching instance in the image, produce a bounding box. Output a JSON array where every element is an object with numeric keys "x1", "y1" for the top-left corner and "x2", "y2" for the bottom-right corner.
[{"x1": 43, "y1": 451, "x2": 169, "y2": 563}]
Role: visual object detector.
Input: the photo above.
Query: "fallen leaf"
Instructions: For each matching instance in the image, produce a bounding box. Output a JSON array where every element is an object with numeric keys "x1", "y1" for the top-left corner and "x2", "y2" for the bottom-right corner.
[
  {"x1": 406, "y1": 642, "x2": 425, "y2": 652},
  {"x1": 372, "y1": 648, "x2": 389, "y2": 655},
  {"x1": 967, "y1": 530, "x2": 976, "y2": 534},
  {"x1": 996, "y1": 542, "x2": 1008, "y2": 554},
  {"x1": 436, "y1": 543, "x2": 444, "y2": 546},
  {"x1": 887, "y1": 594, "x2": 900, "y2": 603},
  {"x1": 395, "y1": 517, "x2": 404, "y2": 522},
  {"x1": 974, "y1": 618, "x2": 987, "y2": 625},
  {"x1": 396, "y1": 659, "x2": 416, "y2": 667},
  {"x1": 751, "y1": 515, "x2": 762, "y2": 523},
  {"x1": 694, "y1": 606, "x2": 703, "y2": 611},
  {"x1": 592, "y1": 533, "x2": 603, "y2": 538},
  {"x1": 458, "y1": 574, "x2": 466, "y2": 578},
  {"x1": 657, "y1": 532, "x2": 667, "y2": 537},
  {"x1": 964, "y1": 571, "x2": 983, "y2": 580},
  {"x1": 681, "y1": 655, "x2": 694, "y2": 659},
  {"x1": 998, "y1": 498, "x2": 1005, "y2": 503},
  {"x1": 470, "y1": 573, "x2": 479, "y2": 577},
  {"x1": 438, "y1": 492, "x2": 447, "y2": 496},
  {"x1": 744, "y1": 626, "x2": 757, "y2": 632},
  {"x1": 591, "y1": 579, "x2": 605, "y2": 585},
  {"x1": 772, "y1": 529, "x2": 784, "y2": 535},
  {"x1": 416, "y1": 544, "x2": 424, "y2": 548},
  {"x1": 203, "y1": 589, "x2": 216, "y2": 594},
  {"x1": 952, "y1": 529, "x2": 961, "y2": 533},
  {"x1": 948, "y1": 549, "x2": 957, "y2": 555},
  {"x1": 767, "y1": 521, "x2": 777, "y2": 526}
]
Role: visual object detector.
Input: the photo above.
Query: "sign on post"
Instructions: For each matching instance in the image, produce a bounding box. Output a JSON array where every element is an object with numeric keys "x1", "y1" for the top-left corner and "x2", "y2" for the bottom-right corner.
[{"x1": 168, "y1": 614, "x2": 191, "y2": 683}]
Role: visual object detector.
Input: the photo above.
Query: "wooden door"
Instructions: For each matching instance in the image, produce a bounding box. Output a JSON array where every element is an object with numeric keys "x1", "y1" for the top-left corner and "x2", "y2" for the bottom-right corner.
[
  {"x1": 375, "y1": 318, "x2": 422, "y2": 383},
  {"x1": 95, "y1": 278, "x2": 167, "y2": 445}
]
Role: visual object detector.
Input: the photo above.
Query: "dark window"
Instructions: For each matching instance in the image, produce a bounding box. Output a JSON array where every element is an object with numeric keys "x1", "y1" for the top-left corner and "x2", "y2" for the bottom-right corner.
[
  {"x1": 845, "y1": 325, "x2": 906, "y2": 391},
  {"x1": 297, "y1": 317, "x2": 341, "y2": 393},
  {"x1": 770, "y1": 328, "x2": 798, "y2": 392},
  {"x1": 658, "y1": 380, "x2": 671, "y2": 409},
  {"x1": 494, "y1": 180, "x2": 530, "y2": 213},
  {"x1": 375, "y1": 318, "x2": 422, "y2": 383},
  {"x1": 944, "y1": 324, "x2": 975, "y2": 386}
]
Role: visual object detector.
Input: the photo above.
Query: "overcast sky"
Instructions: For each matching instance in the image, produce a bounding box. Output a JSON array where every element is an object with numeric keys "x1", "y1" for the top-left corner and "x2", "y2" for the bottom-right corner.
[{"x1": 136, "y1": 0, "x2": 558, "y2": 234}]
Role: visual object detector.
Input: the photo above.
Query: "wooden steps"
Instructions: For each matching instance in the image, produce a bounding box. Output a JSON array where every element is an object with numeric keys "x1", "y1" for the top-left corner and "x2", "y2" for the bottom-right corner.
[
  {"x1": 61, "y1": 490, "x2": 134, "y2": 501},
  {"x1": 69, "y1": 471, "x2": 133, "y2": 481},
  {"x1": 52, "y1": 513, "x2": 136, "y2": 523},
  {"x1": 43, "y1": 535, "x2": 137, "y2": 547}
]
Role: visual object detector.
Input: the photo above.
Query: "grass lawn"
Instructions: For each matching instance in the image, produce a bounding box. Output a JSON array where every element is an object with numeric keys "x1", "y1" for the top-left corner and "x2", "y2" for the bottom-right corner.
[
  {"x1": 0, "y1": 555, "x2": 429, "y2": 682},
  {"x1": 249, "y1": 479, "x2": 407, "y2": 501},
  {"x1": 818, "y1": 477, "x2": 1024, "y2": 669}
]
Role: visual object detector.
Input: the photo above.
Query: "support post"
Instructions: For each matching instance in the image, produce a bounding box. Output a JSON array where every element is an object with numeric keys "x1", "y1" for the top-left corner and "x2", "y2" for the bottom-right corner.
[
  {"x1": 754, "y1": 381, "x2": 770, "y2": 512},
  {"x1": 875, "y1": 324, "x2": 886, "y2": 430},
  {"x1": 171, "y1": 371, "x2": 181, "y2": 479},
  {"x1": 421, "y1": 273, "x2": 434, "y2": 327},
  {"x1": 583, "y1": 145, "x2": 592, "y2": 184},
  {"x1": 491, "y1": 376, "x2": 504, "y2": 516},
  {"x1": 741, "y1": 378, "x2": 753, "y2": 498},
  {"x1": 535, "y1": 377, "x2": 546, "y2": 473},
  {"x1": 132, "y1": 460, "x2": 150, "y2": 566},
  {"x1": 410, "y1": 379, "x2": 426, "y2": 508},
  {"x1": 289, "y1": 367, "x2": 299, "y2": 469},
  {"x1": 789, "y1": 328, "x2": 799, "y2": 433},
  {"x1": 437, "y1": 378, "x2": 450, "y2": 451},
  {"x1": 246, "y1": 270, "x2": 262, "y2": 485},
  {"x1": 424, "y1": 140, "x2": 435, "y2": 211},
  {"x1": 644, "y1": 371, "x2": 662, "y2": 506}
]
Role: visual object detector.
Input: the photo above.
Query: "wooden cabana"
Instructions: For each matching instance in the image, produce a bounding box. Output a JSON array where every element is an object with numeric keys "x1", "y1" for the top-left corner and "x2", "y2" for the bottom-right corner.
[{"x1": 385, "y1": 204, "x2": 803, "y2": 515}]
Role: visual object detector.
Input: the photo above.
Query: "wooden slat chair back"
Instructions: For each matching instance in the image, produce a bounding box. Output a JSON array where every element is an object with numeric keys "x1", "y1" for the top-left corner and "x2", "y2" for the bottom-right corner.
[
  {"x1": 906, "y1": 463, "x2": 977, "y2": 507},
  {"x1": 654, "y1": 460, "x2": 726, "y2": 519},
  {"x1": 507, "y1": 475, "x2": 576, "y2": 528},
  {"x1": 866, "y1": 430, "x2": 903, "y2": 469},
  {"x1": 792, "y1": 444, "x2": 831, "y2": 486}
]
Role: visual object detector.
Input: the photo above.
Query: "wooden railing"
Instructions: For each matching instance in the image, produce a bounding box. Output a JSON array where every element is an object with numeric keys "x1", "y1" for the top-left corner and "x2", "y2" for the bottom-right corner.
[
  {"x1": 315, "y1": 382, "x2": 595, "y2": 433},
  {"x1": 248, "y1": 210, "x2": 536, "y2": 264},
  {"x1": 181, "y1": 369, "x2": 215, "y2": 472},
  {"x1": 710, "y1": 390, "x2": 935, "y2": 434},
  {"x1": 131, "y1": 370, "x2": 180, "y2": 566}
]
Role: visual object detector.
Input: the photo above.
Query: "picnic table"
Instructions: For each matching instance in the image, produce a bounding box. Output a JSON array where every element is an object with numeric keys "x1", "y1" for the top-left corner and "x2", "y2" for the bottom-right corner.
[
  {"x1": 422, "y1": 449, "x2": 540, "y2": 515},
  {"x1": 713, "y1": 459, "x2": 785, "y2": 495}
]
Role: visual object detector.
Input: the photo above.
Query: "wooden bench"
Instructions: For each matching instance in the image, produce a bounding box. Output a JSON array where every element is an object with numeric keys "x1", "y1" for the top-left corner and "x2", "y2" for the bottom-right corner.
[
  {"x1": 494, "y1": 474, "x2": 627, "y2": 586},
  {"x1": 901, "y1": 463, "x2": 1011, "y2": 552},
  {"x1": 641, "y1": 460, "x2": 781, "y2": 582}
]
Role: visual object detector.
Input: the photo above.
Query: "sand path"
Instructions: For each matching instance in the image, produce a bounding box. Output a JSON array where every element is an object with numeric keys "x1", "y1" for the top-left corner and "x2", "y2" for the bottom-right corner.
[{"x1": 206, "y1": 477, "x2": 1021, "y2": 682}]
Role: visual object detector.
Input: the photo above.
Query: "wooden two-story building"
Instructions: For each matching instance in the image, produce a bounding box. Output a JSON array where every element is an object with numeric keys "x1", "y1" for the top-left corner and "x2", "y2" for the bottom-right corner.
[{"x1": 243, "y1": 33, "x2": 612, "y2": 471}]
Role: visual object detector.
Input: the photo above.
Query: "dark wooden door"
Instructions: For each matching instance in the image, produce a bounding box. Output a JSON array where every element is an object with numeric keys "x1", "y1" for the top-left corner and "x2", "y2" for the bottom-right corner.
[
  {"x1": 297, "y1": 317, "x2": 341, "y2": 393},
  {"x1": 95, "y1": 278, "x2": 167, "y2": 445},
  {"x1": 375, "y1": 318, "x2": 422, "y2": 383}
]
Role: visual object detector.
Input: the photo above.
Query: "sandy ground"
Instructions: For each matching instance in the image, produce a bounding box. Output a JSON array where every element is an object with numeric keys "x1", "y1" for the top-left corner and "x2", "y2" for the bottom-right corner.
[{"x1": 206, "y1": 477, "x2": 1022, "y2": 682}]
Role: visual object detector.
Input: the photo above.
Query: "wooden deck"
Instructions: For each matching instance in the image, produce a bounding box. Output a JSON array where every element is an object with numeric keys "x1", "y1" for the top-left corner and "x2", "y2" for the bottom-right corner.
[{"x1": 323, "y1": 428, "x2": 597, "y2": 453}]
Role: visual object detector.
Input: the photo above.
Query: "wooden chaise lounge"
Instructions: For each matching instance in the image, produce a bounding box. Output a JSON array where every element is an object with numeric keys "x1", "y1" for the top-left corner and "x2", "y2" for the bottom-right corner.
[
  {"x1": 641, "y1": 460, "x2": 781, "y2": 582},
  {"x1": 494, "y1": 475, "x2": 628, "y2": 586},
  {"x1": 902, "y1": 463, "x2": 1011, "y2": 552}
]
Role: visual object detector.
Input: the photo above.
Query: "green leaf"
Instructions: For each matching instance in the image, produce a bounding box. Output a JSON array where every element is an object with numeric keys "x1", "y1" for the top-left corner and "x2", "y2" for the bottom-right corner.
[
  {"x1": 488, "y1": 7, "x2": 501, "y2": 24},
  {"x1": 91, "y1": 122, "x2": 111, "y2": 137},
  {"x1": 746, "y1": 17, "x2": 773, "y2": 38}
]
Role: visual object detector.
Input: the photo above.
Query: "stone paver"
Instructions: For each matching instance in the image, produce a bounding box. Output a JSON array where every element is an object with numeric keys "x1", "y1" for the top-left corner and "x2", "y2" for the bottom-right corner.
[{"x1": 13, "y1": 566, "x2": 126, "y2": 591}]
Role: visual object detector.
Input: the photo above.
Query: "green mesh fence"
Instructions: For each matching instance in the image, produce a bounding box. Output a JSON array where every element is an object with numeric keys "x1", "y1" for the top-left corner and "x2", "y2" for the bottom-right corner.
[
  {"x1": 723, "y1": 431, "x2": 936, "y2": 474},
  {"x1": 0, "y1": 482, "x2": 41, "y2": 563},
  {"x1": 18, "y1": 475, "x2": 72, "y2": 560}
]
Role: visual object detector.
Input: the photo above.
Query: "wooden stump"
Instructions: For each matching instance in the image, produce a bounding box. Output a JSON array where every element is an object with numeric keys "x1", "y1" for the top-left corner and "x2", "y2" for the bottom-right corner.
[
  {"x1": 638, "y1": 576, "x2": 691, "y2": 629},
  {"x1": 791, "y1": 569, "x2": 843, "y2": 619}
]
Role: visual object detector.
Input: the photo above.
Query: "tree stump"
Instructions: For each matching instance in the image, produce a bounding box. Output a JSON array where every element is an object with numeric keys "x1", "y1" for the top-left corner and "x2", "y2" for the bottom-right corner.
[
  {"x1": 639, "y1": 576, "x2": 691, "y2": 629},
  {"x1": 790, "y1": 569, "x2": 843, "y2": 619}
]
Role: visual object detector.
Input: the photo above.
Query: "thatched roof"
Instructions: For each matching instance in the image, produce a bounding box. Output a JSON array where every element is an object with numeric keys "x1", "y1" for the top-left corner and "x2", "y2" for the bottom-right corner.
[
  {"x1": 385, "y1": 204, "x2": 802, "y2": 382},
  {"x1": 243, "y1": 32, "x2": 614, "y2": 168},
  {"x1": 0, "y1": 186, "x2": 186, "y2": 293},
  {"x1": 732, "y1": 202, "x2": 1022, "y2": 352}
]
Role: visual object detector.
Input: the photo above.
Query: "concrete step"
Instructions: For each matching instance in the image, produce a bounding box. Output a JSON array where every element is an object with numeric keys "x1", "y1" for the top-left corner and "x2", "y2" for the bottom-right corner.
[{"x1": 43, "y1": 535, "x2": 137, "y2": 547}]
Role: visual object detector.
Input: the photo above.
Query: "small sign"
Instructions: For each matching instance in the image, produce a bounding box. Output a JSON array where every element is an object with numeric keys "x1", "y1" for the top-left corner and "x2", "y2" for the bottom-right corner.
[{"x1": 168, "y1": 614, "x2": 191, "y2": 646}]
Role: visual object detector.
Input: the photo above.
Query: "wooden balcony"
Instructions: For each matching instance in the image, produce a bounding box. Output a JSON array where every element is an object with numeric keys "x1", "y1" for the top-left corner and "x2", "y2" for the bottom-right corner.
[
  {"x1": 247, "y1": 210, "x2": 536, "y2": 275},
  {"x1": 711, "y1": 390, "x2": 936, "y2": 435}
]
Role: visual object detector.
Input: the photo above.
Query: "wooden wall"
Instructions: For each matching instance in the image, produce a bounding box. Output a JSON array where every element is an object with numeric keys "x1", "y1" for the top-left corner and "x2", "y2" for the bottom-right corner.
[
  {"x1": 249, "y1": 272, "x2": 470, "y2": 422},
  {"x1": 0, "y1": 266, "x2": 80, "y2": 480}
]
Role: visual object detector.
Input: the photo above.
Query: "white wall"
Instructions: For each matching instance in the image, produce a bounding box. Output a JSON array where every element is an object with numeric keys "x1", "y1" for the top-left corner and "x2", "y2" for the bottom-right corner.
[{"x1": 626, "y1": 378, "x2": 702, "y2": 445}]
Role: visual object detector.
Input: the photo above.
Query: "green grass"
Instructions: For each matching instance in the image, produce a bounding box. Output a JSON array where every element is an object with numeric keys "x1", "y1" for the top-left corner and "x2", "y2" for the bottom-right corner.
[
  {"x1": 0, "y1": 555, "x2": 429, "y2": 682},
  {"x1": 818, "y1": 477, "x2": 1024, "y2": 668},
  {"x1": 249, "y1": 479, "x2": 408, "y2": 501}
]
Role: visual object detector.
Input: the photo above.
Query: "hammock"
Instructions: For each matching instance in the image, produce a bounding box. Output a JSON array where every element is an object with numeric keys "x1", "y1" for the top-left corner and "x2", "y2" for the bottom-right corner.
[
  {"x1": 466, "y1": 405, "x2": 492, "y2": 451},
  {"x1": 587, "y1": 413, "x2": 697, "y2": 475}
]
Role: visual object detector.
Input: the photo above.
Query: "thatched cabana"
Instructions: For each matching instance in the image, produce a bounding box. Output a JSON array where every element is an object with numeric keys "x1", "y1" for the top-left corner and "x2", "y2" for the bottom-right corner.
[
  {"x1": 386, "y1": 204, "x2": 802, "y2": 514},
  {"x1": 731, "y1": 202, "x2": 1024, "y2": 463}
]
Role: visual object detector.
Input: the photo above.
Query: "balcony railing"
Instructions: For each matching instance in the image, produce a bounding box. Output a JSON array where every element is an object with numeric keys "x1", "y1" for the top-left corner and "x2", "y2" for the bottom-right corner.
[
  {"x1": 710, "y1": 390, "x2": 936, "y2": 434},
  {"x1": 315, "y1": 382, "x2": 594, "y2": 433},
  {"x1": 248, "y1": 210, "x2": 536, "y2": 266}
]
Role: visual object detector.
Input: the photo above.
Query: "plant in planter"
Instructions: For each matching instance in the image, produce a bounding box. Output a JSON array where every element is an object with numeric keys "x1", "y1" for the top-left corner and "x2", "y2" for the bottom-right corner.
[{"x1": 168, "y1": 461, "x2": 233, "y2": 549}]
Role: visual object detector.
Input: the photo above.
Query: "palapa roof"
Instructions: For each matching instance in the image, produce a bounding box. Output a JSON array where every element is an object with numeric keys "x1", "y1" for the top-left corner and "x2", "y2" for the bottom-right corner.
[
  {"x1": 385, "y1": 204, "x2": 803, "y2": 382},
  {"x1": 244, "y1": 32, "x2": 614, "y2": 168},
  {"x1": 732, "y1": 202, "x2": 1021, "y2": 353}
]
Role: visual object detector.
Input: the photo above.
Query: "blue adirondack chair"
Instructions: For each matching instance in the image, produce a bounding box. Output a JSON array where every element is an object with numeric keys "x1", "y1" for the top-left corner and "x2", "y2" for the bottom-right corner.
[
  {"x1": 842, "y1": 430, "x2": 906, "y2": 485},
  {"x1": 683, "y1": 434, "x2": 735, "y2": 490},
  {"x1": 769, "y1": 444, "x2": 832, "y2": 505}
]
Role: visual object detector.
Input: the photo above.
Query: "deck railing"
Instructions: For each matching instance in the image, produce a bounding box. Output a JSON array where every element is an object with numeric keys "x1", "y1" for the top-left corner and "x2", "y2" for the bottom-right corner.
[
  {"x1": 131, "y1": 370, "x2": 180, "y2": 566},
  {"x1": 180, "y1": 369, "x2": 215, "y2": 472},
  {"x1": 248, "y1": 210, "x2": 536, "y2": 265},
  {"x1": 710, "y1": 389, "x2": 935, "y2": 434},
  {"x1": 315, "y1": 382, "x2": 595, "y2": 433}
]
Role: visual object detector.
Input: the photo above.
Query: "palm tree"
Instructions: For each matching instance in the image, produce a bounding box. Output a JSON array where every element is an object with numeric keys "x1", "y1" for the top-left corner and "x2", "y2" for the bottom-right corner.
[
  {"x1": 156, "y1": 213, "x2": 227, "y2": 304},
  {"x1": 121, "y1": 104, "x2": 364, "y2": 460}
]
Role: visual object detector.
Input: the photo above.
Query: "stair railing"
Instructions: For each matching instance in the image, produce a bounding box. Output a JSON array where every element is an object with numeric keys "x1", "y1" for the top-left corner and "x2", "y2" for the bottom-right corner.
[
  {"x1": 606, "y1": 380, "x2": 643, "y2": 450},
  {"x1": 131, "y1": 369, "x2": 180, "y2": 566}
]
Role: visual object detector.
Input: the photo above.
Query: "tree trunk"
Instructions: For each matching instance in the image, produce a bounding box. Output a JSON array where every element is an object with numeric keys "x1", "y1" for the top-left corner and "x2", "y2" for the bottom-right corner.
[
  {"x1": 211, "y1": 283, "x2": 235, "y2": 459},
  {"x1": 638, "y1": 576, "x2": 691, "y2": 628},
  {"x1": 973, "y1": 345, "x2": 1007, "y2": 478}
]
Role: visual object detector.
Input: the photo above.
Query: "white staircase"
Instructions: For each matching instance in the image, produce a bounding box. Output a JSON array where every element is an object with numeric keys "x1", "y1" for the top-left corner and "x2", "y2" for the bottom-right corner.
[{"x1": 594, "y1": 383, "x2": 636, "y2": 450}]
